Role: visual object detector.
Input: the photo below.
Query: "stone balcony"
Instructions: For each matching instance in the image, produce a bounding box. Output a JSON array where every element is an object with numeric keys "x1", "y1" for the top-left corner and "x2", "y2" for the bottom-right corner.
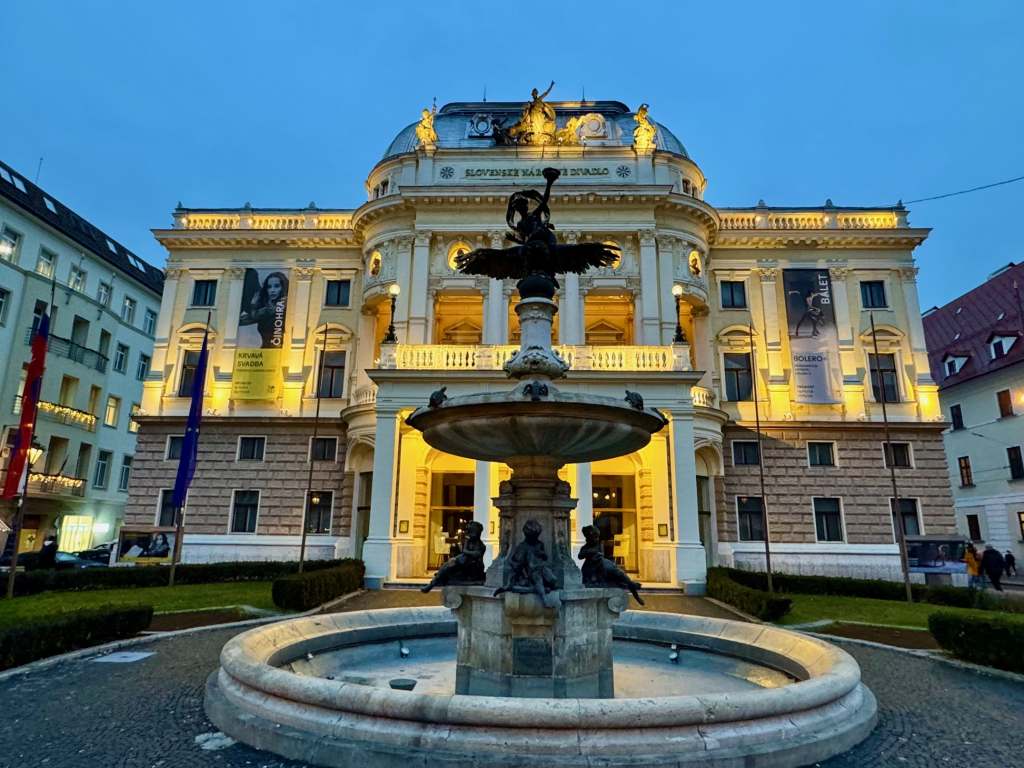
[{"x1": 379, "y1": 343, "x2": 693, "y2": 373}]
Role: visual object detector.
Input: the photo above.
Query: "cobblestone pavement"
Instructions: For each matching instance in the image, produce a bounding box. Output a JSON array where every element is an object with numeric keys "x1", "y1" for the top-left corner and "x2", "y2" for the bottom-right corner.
[{"x1": 0, "y1": 597, "x2": 1020, "y2": 768}]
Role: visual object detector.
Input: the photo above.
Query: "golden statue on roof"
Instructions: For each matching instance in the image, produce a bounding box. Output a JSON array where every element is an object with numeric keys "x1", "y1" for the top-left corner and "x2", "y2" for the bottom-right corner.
[
  {"x1": 494, "y1": 82, "x2": 557, "y2": 146},
  {"x1": 633, "y1": 103, "x2": 657, "y2": 152},
  {"x1": 415, "y1": 102, "x2": 438, "y2": 148}
]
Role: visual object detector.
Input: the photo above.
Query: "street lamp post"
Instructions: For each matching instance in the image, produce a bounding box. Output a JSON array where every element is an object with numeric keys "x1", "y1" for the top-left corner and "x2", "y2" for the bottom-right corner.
[
  {"x1": 382, "y1": 283, "x2": 401, "y2": 344},
  {"x1": 671, "y1": 284, "x2": 687, "y2": 343}
]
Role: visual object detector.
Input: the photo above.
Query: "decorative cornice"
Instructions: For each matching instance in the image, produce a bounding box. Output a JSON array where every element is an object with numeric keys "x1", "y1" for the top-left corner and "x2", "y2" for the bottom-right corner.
[
  {"x1": 154, "y1": 229, "x2": 359, "y2": 250},
  {"x1": 712, "y1": 229, "x2": 930, "y2": 249}
]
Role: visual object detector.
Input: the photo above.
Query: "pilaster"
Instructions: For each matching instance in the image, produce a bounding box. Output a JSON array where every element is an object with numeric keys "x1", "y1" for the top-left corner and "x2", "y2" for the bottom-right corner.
[
  {"x1": 407, "y1": 232, "x2": 431, "y2": 343},
  {"x1": 638, "y1": 230, "x2": 660, "y2": 344},
  {"x1": 656, "y1": 235, "x2": 677, "y2": 344},
  {"x1": 363, "y1": 408, "x2": 401, "y2": 587}
]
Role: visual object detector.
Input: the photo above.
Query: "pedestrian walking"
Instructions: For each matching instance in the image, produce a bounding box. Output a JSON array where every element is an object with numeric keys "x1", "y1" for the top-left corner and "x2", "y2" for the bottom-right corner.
[
  {"x1": 1005, "y1": 550, "x2": 1017, "y2": 577},
  {"x1": 965, "y1": 543, "x2": 982, "y2": 589},
  {"x1": 980, "y1": 545, "x2": 1005, "y2": 592}
]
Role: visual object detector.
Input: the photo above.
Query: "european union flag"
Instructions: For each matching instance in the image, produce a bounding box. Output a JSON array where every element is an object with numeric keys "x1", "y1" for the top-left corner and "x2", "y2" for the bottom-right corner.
[{"x1": 171, "y1": 326, "x2": 210, "y2": 510}]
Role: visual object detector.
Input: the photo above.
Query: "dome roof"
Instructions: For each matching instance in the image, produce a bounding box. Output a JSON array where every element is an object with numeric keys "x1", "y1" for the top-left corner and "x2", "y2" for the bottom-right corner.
[{"x1": 382, "y1": 101, "x2": 689, "y2": 161}]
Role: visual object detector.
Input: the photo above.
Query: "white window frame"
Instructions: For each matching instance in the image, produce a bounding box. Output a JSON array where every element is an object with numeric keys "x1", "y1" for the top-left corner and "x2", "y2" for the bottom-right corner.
[
  {"x1": 890, "y1": 496, "x2": 924, "y2": 539},
  {"x1": 811, "y1": 496, "x2": 847, "y2": 543},
  {"x1": 143, "y1": 309, "x2": 157, "y2": 336},
  {"x1": 136, "y1": 354, "x2": 150, "y2": 382},
  {"x1": 113, "y1": 343, "x2": 129, "y2": 373},
  {"x1": 990, "y1": 335, "x2": 1017, "y2": 360},
  {"x1": 228, "y1": 489, "x2": 261, "y2": 534},
  {"x1": 308, "y1": 435, "x2": 339, "y2": 462},
  {"x1": 730, "y1": 439, "x2": 760, "y2": 467},
  {"x1": 36, "y1": 246, "x2": 56, "y2": 277},
  {"x1": 103, "y1": 395, "x2": 121, "y2": 428},
  {"x1": 69, "y1": 264, "x2": 88, "y2": 292},
  {"x1": 118, "y1": 455, "x2": 133, "y2": 492},
  {"x1": 305, "y1": 489, "x2": 335, "y2": 536},
  {"x1": 865, "y1": 349, "x2": 904, "y2": 404},
  {"x1": 97, "y1": 281, "x2": 112, "y2": 307},
  {"x1": 164, "y1": 434, "x2": 184, "y2": 461},
  {"x1": 93, "y1": 450, "x2": 112, "y2": 489},
  {"x1": 121, "y1": 295, "x2": 137, "y2": 324},
  {"x1": 881, "y1": 440, "x2": 915, "y2": 469},
  {"x1": 1, "y1": 224, "x2": 23, "y2": 261},
  {"x1": 236, "y1": 435, "x2": 267, "y2": 463},
  {"x1": 128, "y1": 403, "x2": 141, "y2": 433},
  {"x1": 155, "y1": 487, "x2": 182, "y2": 527},
  {"x1": 806, "y1": 440, "x2": 838, "y2": 468},
  {"x1": 0, "y1": 286, "x2": 10, "y2": 325}
]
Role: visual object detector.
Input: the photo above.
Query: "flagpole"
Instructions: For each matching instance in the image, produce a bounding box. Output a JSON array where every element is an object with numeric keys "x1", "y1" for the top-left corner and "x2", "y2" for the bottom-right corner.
[
  {"x1": 298, "y1": 325, "x2": 328, "y2": 574},
  {"x1": 168, "y1": 310, "x2": 211, "y2": 588},
  {"x1": 5, "y1": 275, "x2": 57, "y2": 599},
  {"x1": 748, "y1": 322, "x2": 774, "y2": 593}
]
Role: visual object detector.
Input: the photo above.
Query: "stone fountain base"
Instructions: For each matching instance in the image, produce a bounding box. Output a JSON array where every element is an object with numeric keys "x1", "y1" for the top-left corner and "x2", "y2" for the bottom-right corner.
[{"x1": 445, "y1": 586, "x2": 627, "y2": 698}]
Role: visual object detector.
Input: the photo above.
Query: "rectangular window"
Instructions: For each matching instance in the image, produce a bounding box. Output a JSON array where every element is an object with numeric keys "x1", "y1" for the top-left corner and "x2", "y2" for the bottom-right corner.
[
  {"x1": 966, "y1": 513, "x2": 982, "y2": 542},
  {"x1": 97, "y1": 281, "x2": 112, "y2": 307},
  {"x1": 732, "y1": 440, "x2": 760, "y2": 466},
  {"x1": 317, "y1": 351, "x2": 346, "y2": 398},
  {"x1": 158, "y1": 489, "x2": 177, "y2": 527},
  {"x1": 230, "y1": 490, "x2": 260, "y2": 533},
  {"x1": 723, "y1": 352, "x2": 753, "y2": 401},
  {"x1": 997, "y1": 389, "x2": 1014, "y2": 418},
  {"x1": 191, "y1": 279, "x2": 217, "y2": 307},
  {"x1": 237, "y1": 436, "x2": 266, "y2": 461},
  {"x1": 143, "y1": 309, "x2": 157, "y2": 335},
  {"x1": 0, "y1": 225, "x2": 21, "y2": 261},
  {"x1": 860, "y1": 280, "x2": 887, "y2": 309},
  {"x1": 720, "y1": 280, "x2": 747, "y2": 309},
  {"x1": 807, "y1": 441, "x2": 835, "y2": 467},
  {"x1": 69, "y1": 265, "x2": 87, "y2": 292},
  {"x1": 104, "y1": 395, "x2": 120, "y2": 428},
  {"x1": 958, "y1": 456, "x2": 974, "y2": 487},
  {"x1": 93, "y1": 450, "x2": 112, "y2": 488},
  {"x1": 868, "y1": 353, "x2": 899, "y2": 402},
  {"x1": 0, "y1": 287, "x2": 9, "y2": 324},
  {"x1": 950, "y1": 404, "x2": 964, "y2": 430},
  {"x1": 883, "y1": 441, "x2": 912, "y2": 469},
  {"x1": 324, "y1": 280, "x2": 351, "y2": 307},
  {"x1": 1008, "y1": 446, "x2": 1024, "y2": 480},
  {"x1": 121, "y1": 296, "x2": 137, "y2": 324},
  {"x1": 306, "y1": 490, "x2": 333, "y2": 534},
  {"x1": 136, "y1": 353, "x2": 150, "y2": 381},
  {"x1": 166, "y1": 435, "x2": 184, "y2": 460},
  {"x1": 813, "y1": 497, "x2": 844, "y2": 542},
  {"x1": 128, "y1": 403, "x2": 141, "y2": 433},
  {"x1": 31, "y1": 299, "x2": 48, "y2": 334},
  {"x1": 178, "y1": 349, "x2": 201, "y2": 397},
  {"x1": 113, "y1": 343, "x2": 129, "y2": 373},
  {"x1": 310, "y1": 436, "x2": 338, "y2": 461},
  {"x1": 737, "y1": 496, "x2": 765, "y2": 542},
  {"x1": 36, "y1": 247, "x2": 56, "y2": 277},
  {"x1": 118, "y1": 456, "x2": 133, "y2": 492},
  {"x1": 890, "y1": 498, "x2": 921, "y2": 537},
  {"x1": 1018, "y1": 511, "x2": 1024, "y2": 540}
]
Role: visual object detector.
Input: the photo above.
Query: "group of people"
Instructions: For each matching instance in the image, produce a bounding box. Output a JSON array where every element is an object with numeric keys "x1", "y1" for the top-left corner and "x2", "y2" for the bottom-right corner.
[{"x1": 965, "y1": 543, "x2": 1017, "y2": 591}]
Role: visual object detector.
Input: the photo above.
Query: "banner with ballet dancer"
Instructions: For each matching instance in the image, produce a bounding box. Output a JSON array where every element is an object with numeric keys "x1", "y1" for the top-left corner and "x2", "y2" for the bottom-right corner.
[
  {"x1": 231, "y1": 268, "x2": 290, "y2": 400},
  {"x1": 782, "y1": 269, "x2": 840, "y2": 404}
]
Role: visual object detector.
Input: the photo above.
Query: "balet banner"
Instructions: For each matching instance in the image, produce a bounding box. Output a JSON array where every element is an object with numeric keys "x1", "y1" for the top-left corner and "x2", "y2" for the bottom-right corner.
[
  {"x1": 782, "y1": 268, "x2": 840, "y2": 404},
  {"x1": 231, "y1": 268, "x2": 289, "y2": 400}
]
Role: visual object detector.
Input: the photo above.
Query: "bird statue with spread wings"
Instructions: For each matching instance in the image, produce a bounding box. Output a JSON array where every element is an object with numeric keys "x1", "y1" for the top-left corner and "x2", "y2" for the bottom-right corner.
[{"x1": 454, "y1": 168, "x2": 619, "y2": 288}]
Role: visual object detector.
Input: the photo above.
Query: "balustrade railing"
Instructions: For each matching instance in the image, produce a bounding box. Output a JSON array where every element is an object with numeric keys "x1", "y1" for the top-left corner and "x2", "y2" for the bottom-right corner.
[
  {"x1": 691, "y1": 386, "x2": 717, "y2": 409},
  {"x1": 13, "y1": 396, "x2": 97, "y2": 430},
  {"x1": 27, "y1": 471, "x2": 86, "y2": 497},
  {"x1": 24, "y1": 329, "x2": 108, "y2": 373},
  {"x1": 386, "y1": 344, "x2": 686, "y2": 372},
  {"x1": 719, "y1": 210, "x2": 901, "y2": 231}
]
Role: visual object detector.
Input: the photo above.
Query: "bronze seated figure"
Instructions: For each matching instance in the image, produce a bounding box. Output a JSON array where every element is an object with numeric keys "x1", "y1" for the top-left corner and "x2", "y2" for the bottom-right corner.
[
  {"x1": 421, "y1": 520, "x2": 486, "y2": 592},
  {"x1": 578, "y1": 524, "x2": 644, "y2": 604}
]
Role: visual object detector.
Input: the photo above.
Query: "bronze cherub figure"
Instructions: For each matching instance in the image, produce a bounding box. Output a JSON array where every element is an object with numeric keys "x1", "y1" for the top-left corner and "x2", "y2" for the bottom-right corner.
[{"x1": 454, "y1": 168, "x2": 619, "y2": 289}]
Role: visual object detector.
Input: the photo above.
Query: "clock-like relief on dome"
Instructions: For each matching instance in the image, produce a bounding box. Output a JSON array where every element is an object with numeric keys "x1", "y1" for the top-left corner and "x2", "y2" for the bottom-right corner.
[
  {"x1": 616, "y1": 165, "x2": 631, "y2": 178},
  {"x1": 440, "y1": 166, "x2": 454, "y2": 179}
]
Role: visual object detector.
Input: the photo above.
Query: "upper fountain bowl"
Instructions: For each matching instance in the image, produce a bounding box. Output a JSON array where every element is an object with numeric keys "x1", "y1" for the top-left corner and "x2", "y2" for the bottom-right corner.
[{"x1": 406, "y1": 381, "x2": 667, "y2": 465}]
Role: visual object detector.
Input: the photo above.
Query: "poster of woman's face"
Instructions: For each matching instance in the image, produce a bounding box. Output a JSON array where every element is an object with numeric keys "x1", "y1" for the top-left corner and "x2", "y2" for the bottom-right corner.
[
  {"x1": 237, "y1": 268, "x2": 290, "y2": 349},
  {"x1": 117, "y1": 529, "x2": 175, "y2": 564}
]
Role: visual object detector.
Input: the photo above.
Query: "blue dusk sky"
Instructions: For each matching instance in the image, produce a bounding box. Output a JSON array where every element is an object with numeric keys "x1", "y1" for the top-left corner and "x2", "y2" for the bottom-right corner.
[{"x1": 2, "y1": 1, "x2": 1022, "y2": 309}]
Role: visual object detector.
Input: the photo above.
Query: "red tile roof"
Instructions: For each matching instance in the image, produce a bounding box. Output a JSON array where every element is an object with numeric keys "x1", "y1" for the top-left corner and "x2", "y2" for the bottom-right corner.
[{"x1": 923, "y1": 262, "x2": 1024, "y2": 390}]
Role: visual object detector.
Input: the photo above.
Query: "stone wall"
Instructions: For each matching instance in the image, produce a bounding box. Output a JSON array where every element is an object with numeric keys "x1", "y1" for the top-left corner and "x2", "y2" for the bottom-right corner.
[
  {"x1": 125, "y1": 416, "x2": 350, "y2": 539},
  {"x1": 717, "y1": 422, "x2": 955, "y2": 546}
]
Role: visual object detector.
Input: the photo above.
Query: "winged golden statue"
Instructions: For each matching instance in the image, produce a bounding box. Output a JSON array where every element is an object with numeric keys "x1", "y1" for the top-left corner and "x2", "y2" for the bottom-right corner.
[{"x1": 454, "y1": 168, "x2": 619, "y2": 287}]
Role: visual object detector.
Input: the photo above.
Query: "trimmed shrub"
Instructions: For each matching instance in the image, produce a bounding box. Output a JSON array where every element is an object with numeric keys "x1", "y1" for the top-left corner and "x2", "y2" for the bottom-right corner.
[
  {"x1": 707, "y1": 568, "x2": 791, "y2": 622},
  {"x1": 272, "y1": 559, "x2": 365, "y2": 611},
  {"x1": 929, "y1": 611, "x2": 1024, "y2": 674},
  {"x1": 7, "y1": 558, "x2": 353, "y2": 598},
  {"x1": 0, "y1": 604, "x2": 153, "y2": 670}
]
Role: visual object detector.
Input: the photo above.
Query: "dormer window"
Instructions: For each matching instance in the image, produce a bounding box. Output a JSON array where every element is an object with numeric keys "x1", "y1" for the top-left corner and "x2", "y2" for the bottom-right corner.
[
  {"x1": 989, "y1": 334, "x2": 1017, "y2": 359},
  {"x1": 943, "y1": 355, "x2": 967, "y2": 378}
]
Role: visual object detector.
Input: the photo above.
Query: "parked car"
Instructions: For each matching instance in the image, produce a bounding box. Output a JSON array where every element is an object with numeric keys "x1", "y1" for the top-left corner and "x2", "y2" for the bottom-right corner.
[
  {"x1": 76, "y1": 541, "x2": 115, "y2": 565},
  {"x1": 55, "y1": 552, "x2": 106, "y2": 569}
]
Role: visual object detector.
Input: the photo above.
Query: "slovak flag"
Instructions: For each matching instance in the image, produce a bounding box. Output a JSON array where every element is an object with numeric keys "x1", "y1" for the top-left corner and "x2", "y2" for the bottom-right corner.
[
  {"x1": 2, "y1": 312, "x2": 50, "y2": 499},
  {"x1": 171, "y1": 326, "x2": 210, "y2": 510}
]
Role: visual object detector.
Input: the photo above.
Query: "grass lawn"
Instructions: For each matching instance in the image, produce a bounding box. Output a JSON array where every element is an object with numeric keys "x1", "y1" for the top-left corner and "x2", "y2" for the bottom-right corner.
[
  {"x1": 777, "y1": 593, "x2": 1024, "y2": 630},
  {"x1": 0, "y1": 581, "x2": 279, "y2": 628}
]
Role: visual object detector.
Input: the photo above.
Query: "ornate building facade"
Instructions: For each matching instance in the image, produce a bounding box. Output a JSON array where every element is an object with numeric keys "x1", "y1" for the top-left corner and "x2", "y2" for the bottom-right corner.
[{"x1": 124, "y1": 96, "x2": 954, "y2": 590}]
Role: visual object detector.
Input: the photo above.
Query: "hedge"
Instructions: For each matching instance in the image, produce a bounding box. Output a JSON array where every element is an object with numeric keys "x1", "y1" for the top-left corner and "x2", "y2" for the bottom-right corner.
[
  {"x1": 721, "y1": 567, "x2": 1021, "y2": 613},
  {"x1": 929, "y1": 611, "x2": 1024, "y2": 674},
  {"x1": 707, "y1": 568, "x2": 792, "y2": 621},
  {"x1": 272, "y1": 559, "x2": 365, "y2": 611},
  {"x1": 6, "y1": 558, "x2": 354, "y2": 598},
  {"x1": 0, "y1": 604, "x2": 153, "y2": 670}
]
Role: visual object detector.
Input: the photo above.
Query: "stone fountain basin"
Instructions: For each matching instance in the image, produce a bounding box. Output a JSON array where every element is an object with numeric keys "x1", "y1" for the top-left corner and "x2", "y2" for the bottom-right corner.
[
  {"x1": 406, "y1": 390, "x2": 667, "y2": 464},
  {"x1": 204, "y1": 607, "x2": 877, "y2": 767}
]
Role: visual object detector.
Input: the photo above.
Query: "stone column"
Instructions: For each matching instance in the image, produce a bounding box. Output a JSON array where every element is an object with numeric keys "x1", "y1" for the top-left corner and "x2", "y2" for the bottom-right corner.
[
  {"x1": 561, "y1": 231, "x2": 583, "y2": 345},
  {"x1": 670, "y1": 410, "x2": 706, "y2": 592},
  {"x1": 473, "y1": 460, "x2": 492, "y2": 565},
  {"x1": 657, "y1": 235, "x2": 678, "y2": 344},
  {"x1": 899, "y1": 267, "x2": 933, "y2": 383},
  {"x1": 757, "y1": 263, "x2": 782, "y2": 378},
  {"x1": 392, "y1": 237, "x2": 413, "y2": 341},
  {"x1": 407, "y1": 232, "x2": 431, "y2": 343},
  {"x1": 362, "y1": 409, "x2": 400, "y2": 588},
  {"x1": 638, "y1": 230, "x2": 661, "y2": 344},
  {"x1": 484, "y1": 232, "x2": 506, "y2": 344},
  {"x1": 572, "y1": 462, "x2": 593, "y2": 559},
  {"x1": 222, "y1": 268, "x2": 245, "y2": 346},
  {"x1": 289, "y1": 263, "x2": 314, "y2": 347},
  {"x1": 692, "y1": 306, "x2": 711, "y2": 387}
]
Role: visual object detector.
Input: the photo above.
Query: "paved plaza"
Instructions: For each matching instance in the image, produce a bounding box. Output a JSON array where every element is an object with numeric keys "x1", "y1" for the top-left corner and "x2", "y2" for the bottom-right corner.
[{"x1": 0, "y1": 594, "x2": 1020, "y2": 768}]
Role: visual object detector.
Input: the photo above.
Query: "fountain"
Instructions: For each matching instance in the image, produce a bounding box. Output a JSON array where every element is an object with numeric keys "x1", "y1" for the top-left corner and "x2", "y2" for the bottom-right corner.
[{"x1": 204, "y1": 168, "x2": 877, "y2": 766}]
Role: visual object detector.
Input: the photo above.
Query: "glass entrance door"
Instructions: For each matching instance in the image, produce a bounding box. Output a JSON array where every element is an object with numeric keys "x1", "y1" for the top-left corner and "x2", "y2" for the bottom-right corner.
[
  {"x1": 428, "y1": 472, "x2": 474, "y2": 571},
  {"x1": 592, "y1": 474, "x2": 638, "y2": 573}
]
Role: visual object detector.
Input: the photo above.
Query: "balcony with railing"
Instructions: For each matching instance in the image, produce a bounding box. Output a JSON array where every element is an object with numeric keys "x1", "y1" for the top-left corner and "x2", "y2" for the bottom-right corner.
[
  {"x1": 13, "y1": 396, "x2": 97, "y2": 431},
  {"x1": 380, "y1": 344, "x2": 692, "y2": 373},
  {"x1": 24, "y1": 328, "x2": 108, "y2": 373},
  {"x1": 27, "y1": 471, "x2": 86, "y2": 497}
]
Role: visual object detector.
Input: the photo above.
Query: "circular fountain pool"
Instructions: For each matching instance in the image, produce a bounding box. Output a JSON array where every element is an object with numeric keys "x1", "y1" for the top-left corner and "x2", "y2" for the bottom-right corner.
[{"x1": 205, "y1": 606, "x2": 877, "y2": 768}]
